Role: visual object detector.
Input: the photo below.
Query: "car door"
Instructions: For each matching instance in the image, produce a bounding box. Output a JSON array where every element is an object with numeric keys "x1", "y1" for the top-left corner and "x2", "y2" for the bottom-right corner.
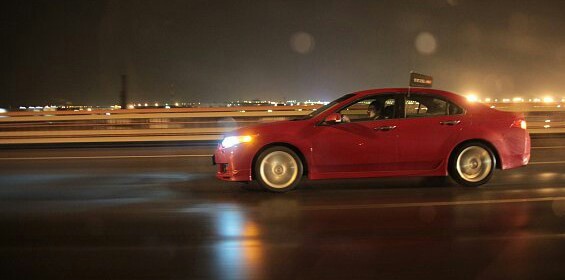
[
  {"x1": 309, "y1": 94, "x2": 401, "y2": 175},
  {"x1": 395, "y1": 93, "x2": 467, "y2": 171}
]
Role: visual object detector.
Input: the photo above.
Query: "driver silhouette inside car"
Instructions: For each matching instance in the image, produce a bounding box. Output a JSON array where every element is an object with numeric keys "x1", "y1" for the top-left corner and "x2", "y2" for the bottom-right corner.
[{"x1": 342, "y1": 100, "x2": 385, "y2": 123}]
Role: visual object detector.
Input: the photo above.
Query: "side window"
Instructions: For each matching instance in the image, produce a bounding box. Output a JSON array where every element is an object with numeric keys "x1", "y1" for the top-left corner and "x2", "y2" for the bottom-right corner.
[
  {"x1": 405, "y1": 95, "x2": 451, "y2": 118},
  {"x1": 447, "y1": 102, "x2": 464, "y2": 115},
  {"x1": 339, "y1": 95, "x2": 397, "y2": 122}
]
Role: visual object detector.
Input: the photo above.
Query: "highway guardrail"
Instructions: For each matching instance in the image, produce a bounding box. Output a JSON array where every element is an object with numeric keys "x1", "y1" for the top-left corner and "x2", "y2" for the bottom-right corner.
[{"x1": 0, "y1": 105, "x2": 563, "y2": 144}]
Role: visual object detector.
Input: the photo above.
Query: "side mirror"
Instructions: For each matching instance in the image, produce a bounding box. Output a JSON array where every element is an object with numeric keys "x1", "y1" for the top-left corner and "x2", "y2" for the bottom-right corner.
[{"x1": 324, "y1": 113, "x2": 342, "y2": 124}]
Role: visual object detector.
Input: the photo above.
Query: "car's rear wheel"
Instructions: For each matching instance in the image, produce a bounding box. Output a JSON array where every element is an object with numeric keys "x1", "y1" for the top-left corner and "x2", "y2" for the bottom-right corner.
[
  {"x1": 255, "y1": 146, "x2": 303, "y2": 192},
  {"x1": 449, "y1": 142, "x2": 495, "y2": 187}
]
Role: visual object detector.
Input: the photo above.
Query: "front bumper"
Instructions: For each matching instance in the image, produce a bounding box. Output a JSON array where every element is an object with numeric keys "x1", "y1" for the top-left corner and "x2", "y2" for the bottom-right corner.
[{"x1": 213, "y1": 145, "x2": 253, "y2": 182}]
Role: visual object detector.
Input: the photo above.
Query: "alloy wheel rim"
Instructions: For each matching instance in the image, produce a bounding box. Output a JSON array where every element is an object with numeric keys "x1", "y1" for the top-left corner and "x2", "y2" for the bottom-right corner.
[
  {"x1": 456, "y1": 146, "x2": 492, "y2": 183},
  {"x1": 259, "y1": 151, "x2": 298, "y2": 189}
]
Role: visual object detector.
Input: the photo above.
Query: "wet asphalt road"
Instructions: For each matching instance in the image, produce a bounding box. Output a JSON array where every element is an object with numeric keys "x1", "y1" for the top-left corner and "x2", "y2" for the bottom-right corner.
[{"x1": 0, "y1": 136, "x2": 564, "y2": 279}]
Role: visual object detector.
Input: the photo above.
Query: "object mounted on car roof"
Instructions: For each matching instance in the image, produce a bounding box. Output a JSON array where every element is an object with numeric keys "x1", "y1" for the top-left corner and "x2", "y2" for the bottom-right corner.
[{"x1": 409, "y1": 72, "x2": 433, "y2": 88}]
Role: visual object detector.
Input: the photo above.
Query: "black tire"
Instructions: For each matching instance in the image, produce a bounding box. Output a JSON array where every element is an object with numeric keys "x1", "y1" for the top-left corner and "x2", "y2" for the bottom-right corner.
[
  {"x1": 254, "y1": 146, "x2": 303, "y2": 192},
  {"x1": 449, "y1": 142, "x2": 496, "y2": 187}
]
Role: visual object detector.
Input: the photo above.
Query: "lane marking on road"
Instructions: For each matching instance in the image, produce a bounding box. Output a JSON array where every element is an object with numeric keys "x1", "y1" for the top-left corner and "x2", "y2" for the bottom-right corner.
[
  {"x1": 301, "y1": 196, "x2": 565, "y2": 211},
  {"x1": 528, "y1": 161, "x2": 565, "y2": 165},
  {"x1": 459, "y1": 233, "x2": 565, "y2": 242},
  {"x1": 532, "y1": 146, "x2": 565, "y2": 149},
  {"x1": 0, "y1": 154, "x2": 213, "y2": 160}
]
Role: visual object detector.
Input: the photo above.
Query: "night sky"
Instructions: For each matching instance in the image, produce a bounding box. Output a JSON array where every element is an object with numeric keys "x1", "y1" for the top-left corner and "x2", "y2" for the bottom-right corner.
[{"x1": 2, "y1": 0, "x2": 565, "y2": 107}]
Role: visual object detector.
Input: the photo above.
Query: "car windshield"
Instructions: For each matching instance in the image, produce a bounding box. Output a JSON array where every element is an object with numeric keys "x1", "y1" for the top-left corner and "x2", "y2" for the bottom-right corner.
[{"x1": 295, "y1": 93, "x2": 356, "y2": 120}]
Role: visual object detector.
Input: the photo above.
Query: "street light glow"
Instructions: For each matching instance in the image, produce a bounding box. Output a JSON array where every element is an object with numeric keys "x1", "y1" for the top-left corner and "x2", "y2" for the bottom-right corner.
[
  {"x1": 466, "y1": 94, "x2": 479, "y2": 102},
  {"x1": 543, "y1": 97, "x2": 554, "y2": 103}
]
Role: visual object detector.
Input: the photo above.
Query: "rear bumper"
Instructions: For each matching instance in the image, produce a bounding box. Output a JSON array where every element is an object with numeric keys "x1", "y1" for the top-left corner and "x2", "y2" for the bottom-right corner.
[
  {"x1": 500, "y1": 131, "x2": 531, "y2": 170},
  {"x1": 501, "y1": 153, "x2": 530, "y2": 169}
]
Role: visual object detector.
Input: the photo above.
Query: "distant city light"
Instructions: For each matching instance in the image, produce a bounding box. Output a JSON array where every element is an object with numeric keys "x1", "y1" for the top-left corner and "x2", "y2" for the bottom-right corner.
[{"x1": 8, "y1": 92, "x2": 562, "y2": 114}]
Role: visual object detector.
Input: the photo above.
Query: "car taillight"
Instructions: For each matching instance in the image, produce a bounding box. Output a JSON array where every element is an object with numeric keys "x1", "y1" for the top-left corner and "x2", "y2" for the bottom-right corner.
[{"x1": 511, "y1": 119, "x2": 527, "y2": 129}]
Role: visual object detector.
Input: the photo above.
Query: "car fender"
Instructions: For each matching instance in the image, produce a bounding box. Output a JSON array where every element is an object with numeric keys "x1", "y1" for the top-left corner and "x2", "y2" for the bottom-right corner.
[
  {"x1": 448, "y1": 124, "x2": 505, "y2": 170},
  {"x1": 249, "y1": 134, "x2": 313, "y2": 179}
]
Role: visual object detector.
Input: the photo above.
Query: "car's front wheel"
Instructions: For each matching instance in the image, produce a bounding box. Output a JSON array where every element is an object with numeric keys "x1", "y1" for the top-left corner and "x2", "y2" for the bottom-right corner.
[
  {"x1": 255, "y1": 146, "x2": 303, "y2": 192},
  {"x1": 449, "y1": 142, "x2": 496, "y2": 187}
]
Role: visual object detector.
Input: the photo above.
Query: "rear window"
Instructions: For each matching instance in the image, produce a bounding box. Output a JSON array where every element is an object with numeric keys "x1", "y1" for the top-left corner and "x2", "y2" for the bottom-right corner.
[{"x1": 405, "y1": 94, "x2": 463, "y2": 117}]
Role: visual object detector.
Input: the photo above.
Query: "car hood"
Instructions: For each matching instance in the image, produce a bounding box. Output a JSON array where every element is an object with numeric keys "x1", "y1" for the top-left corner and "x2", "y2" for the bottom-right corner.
[{"x1": 225, "y1": 119, "x2": 311, "y2": 138}]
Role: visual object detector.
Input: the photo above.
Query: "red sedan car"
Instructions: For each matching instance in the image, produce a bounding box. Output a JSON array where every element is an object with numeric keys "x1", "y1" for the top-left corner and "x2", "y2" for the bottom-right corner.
[{"x1": 213, "y1": 88, "x2": 530, "y2": 192}]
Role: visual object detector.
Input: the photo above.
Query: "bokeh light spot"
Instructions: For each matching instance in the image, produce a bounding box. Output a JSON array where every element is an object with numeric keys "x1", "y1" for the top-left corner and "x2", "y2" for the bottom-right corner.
[
  {"x1": 290, "y1": 32, "x2": 315, "y2": 54},
  {"x1": 415, "y1": 32, "x2": 437, "y2": 55}
]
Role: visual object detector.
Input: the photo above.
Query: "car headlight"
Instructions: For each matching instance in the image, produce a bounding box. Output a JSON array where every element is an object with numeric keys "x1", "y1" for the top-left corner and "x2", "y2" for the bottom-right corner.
[{"x1": 221, "y1": 135, "x2": 253, "y2": 148}]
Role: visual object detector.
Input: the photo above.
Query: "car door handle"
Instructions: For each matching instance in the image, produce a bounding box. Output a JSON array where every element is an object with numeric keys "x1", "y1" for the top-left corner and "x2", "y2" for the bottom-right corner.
[
  {"x1": 440, "y1": 120, "x2": 461, "y2": 126},
  {"x1": 374, "y1": 125, "x2": 397, "y2": 131}
]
